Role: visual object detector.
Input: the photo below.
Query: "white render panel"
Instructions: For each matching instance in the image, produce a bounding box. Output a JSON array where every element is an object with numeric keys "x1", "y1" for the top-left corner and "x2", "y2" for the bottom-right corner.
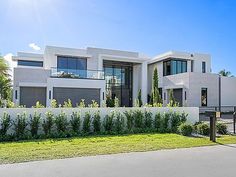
[{"x1": 221, "y1": 76, "x2": 236, "y2": 106}]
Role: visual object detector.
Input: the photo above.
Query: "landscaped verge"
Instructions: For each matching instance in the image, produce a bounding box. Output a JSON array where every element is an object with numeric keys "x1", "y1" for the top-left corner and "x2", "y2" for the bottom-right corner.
[{"x1": 0, "y1": 133, "x2": 236, "y2": 164}]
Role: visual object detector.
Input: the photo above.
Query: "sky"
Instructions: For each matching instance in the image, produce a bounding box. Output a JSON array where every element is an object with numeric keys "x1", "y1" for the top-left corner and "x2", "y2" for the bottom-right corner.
[{"x1": 0, "y1": 0, "x2": 236, "y2": 74}]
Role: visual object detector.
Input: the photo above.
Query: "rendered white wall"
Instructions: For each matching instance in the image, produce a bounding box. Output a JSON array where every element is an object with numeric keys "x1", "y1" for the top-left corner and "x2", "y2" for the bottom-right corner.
[{"x1": 221, "y1": 76, "x2": 236, "y2": 106}]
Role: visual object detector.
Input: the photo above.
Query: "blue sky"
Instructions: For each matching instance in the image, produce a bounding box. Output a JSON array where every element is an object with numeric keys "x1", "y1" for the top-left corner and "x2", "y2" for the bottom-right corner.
[{"x1": 0, "y1": 0, "x2": 236, "y2": 74}]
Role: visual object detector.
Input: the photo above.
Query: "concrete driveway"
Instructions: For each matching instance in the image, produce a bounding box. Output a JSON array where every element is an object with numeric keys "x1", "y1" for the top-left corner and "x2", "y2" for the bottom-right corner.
[{"x1": 1, "y1": 144, "x2": 236, "y2": 177}]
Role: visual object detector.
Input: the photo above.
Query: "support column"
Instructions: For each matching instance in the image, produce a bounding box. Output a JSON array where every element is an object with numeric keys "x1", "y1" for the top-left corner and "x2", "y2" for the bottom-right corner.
[{"x1": 141, "y1": 61, "x2": 148, "y2": 105}]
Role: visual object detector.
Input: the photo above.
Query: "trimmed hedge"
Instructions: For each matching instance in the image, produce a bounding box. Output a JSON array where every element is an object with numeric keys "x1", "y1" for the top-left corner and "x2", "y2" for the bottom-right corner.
[{"x1": 0, "y1": 110, "x2": 189, "y2": 141}]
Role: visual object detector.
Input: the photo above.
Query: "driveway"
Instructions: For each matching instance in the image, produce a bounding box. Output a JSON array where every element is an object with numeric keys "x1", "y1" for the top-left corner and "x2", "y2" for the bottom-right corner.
[{"x1": 1, "y1": 145, "x2": 236, "y2": 177}]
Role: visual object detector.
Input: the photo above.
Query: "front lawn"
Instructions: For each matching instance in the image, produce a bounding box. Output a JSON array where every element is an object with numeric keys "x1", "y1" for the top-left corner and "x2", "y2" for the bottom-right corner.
[{"x1": 0, "y1": 133, "x2": 236, "y2": 164}]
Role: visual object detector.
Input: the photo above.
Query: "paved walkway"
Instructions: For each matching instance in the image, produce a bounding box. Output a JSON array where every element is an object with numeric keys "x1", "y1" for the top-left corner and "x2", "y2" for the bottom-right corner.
[{"x1": 1, "y1": 144, "x2": 236, "y2": 177}]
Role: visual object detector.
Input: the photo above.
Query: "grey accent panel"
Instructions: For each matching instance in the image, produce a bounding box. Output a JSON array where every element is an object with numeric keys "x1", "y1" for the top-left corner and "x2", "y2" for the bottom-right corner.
[
  {"x1": 20, "y1": 87, "x2": 46, "y2": 107},
  {"x1": 53, "y1": 87, "x2": 100, "y2": 106},
  {"x1": 173, "y1": 88, "x2": 183, "y2": 107}
]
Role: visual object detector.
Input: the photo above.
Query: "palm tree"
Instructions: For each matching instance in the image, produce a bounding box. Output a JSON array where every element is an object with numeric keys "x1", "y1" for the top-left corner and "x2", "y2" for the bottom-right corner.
[
  {"x1": 218, "y1": 69, "x2": 233, "y2": 77},
  {"x1": 0, "y1": 57, "x2": 9, "y2": 77}
]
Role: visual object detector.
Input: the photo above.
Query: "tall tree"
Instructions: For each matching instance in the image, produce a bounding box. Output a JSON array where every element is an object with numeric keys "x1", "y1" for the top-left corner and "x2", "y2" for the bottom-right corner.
[
  {"x1": 219, "y1": 69, "x2": 233, "y2": 77},
  {"x1": 0, "y1": 57, "x2": 9, "y2": 77},
  {"x1": 0, "y1": 57, "x2": 11, "y2": 103},
  {"x1": 151, "y1": 68, "x2": 161, "y2": 105}
]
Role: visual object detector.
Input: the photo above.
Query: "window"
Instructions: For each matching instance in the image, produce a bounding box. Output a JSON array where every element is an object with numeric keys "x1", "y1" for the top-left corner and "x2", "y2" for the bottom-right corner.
[
  {"x1": 57, "y1": 56, "x2": 87, "y2": 70},
  {"x1": 163, "y1": 59, "x2": 187, "y2": 76},
  {"x1": 202, "y1": 61, "x2": 206, "y2": 73},
  {"x1": 185, "y1": 91, "x2": 187, "y2": 100},
  {"x1": 15, "y1": 90, "x2": 17, "y2": 100},
  {"x1": 191, "y1": 60, "x2": 194, "y2": 72},
  {"x1": 201, "y1": 88, "x2": 207, "y2": 107},
  {"x1": 18, "y1": 60, "x2": 43, "y2": 67}
]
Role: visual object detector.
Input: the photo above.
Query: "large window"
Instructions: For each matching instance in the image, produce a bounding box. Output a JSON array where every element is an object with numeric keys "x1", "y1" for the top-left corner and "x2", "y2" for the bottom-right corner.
[
  {"x1": 201, "y1": 88, "x2": 207, "y2": 107},
  {"x1": 163, "y1": 59, "x2": 187, "y2": 76},
  {"x1": 57, "y1": 56, "x2": 87, "y2": 70},
  {"x1": 18, "y1": 60, "x2": 43, "y2": 67},
  {"x1": 104, "y1": 61, "x2": 133, "y2": 107}
]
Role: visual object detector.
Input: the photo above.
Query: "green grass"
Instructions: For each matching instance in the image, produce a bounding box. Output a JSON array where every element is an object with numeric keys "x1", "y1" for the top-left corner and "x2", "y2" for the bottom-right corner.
[{"x1": 0, "y1": 133, "x2": 236, "y2": 164}]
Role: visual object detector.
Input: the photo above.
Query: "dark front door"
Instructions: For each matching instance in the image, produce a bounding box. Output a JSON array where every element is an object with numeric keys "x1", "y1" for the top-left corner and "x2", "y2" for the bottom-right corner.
[{"x1": 173, "y1": 88, "x2": 183, "y2": 106}]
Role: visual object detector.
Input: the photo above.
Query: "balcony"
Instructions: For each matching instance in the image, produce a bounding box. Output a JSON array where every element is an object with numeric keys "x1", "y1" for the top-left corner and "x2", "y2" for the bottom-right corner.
[{"x1": 51, "y1": 67, "x2": 105, "y2": 80}]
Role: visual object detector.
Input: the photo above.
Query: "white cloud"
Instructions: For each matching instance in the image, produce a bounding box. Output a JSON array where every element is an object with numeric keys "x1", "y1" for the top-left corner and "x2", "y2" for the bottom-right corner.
[{"x1": 29, "y1": 43, "x2": 41, "y2": 51}]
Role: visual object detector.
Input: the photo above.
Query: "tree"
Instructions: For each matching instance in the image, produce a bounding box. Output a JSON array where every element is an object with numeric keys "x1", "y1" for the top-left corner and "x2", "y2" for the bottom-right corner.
[
  {"x1": 168, "y1": 89, "x2": 178, "y2": 107},
  {"x1": 151, "y1": 68, "x2": 162, "y2": 105},
  {"x1": 0, "y1": 57, "x2": 11, "y2": 105},
  {"x1": 137, "y1": 89, "x2": 142, "y2": 107},
  {"x1": 0, "y1": 57, "x2": 9, "y2": 77},
  {"x1": 219, "y1": 69, "x2": 233, "y2": 77}
]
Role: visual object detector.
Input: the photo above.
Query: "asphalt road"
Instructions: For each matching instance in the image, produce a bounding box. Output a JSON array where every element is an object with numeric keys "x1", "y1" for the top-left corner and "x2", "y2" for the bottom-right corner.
[{"x1": 1, "y1": 144, "x2": 236, "y2": 177}]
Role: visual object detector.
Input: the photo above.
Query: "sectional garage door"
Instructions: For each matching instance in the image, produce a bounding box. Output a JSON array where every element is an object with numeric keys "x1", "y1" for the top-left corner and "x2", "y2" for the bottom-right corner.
[
  {"x1": 53, "y1": 87, "x2": 100, "y2": 106},
  {"x1": 20, "y1": 87, "x2": 46, "y2": 107}
]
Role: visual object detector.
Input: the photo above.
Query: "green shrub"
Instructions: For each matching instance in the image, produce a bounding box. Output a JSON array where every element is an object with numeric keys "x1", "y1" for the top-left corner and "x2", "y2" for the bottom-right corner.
[
  {"x1": 216, "y1": 122, "x2": 228, "y2": 135},
  {"x1": 103, "y1": 111, "x2": 115, "y2": 133},
  {"x1": 55, "y1": 112, "x2": 68, "y2": 133},
  {"x1": 83, "y1": 112, "x2": 91, "y2": 133},
  {"x1": 170, "y1": 112, "x2": 186, "y2": 133},
  {"x1": 78, "y1": 99, "x2": 86, "y2": 108},
  {"x1": 133, "y1": 110, "x2": 144, "y2": 131},
  {"x1": 114, "y1": 112, "x2": 125, "y2": 133},
  {"x1": 42, "y1": 112, "x2": 54, "y2": 135},
  {"x1": 180, "y1": 112, "x2": 188, "y2": 123},
  {"x1": 70, "y1": 112, "x2": 81, "y2": 134},
  {"x1": 178, "y1": 123, "x2": 193, "y2": 136},
  {"x1": 196, "y1": 122, "x2": 210, "y2": 136},
  {"x1": 88, "y1": 100, "x2": 99, "y2": 108},
  {"x1": 13, "y1": 112, "x2": 28, "y2": 139},
  {"x1": 144, "y1": 110, "x2": 152, "y2": 130},
  {"x1": 161, "y1": 112, "x2": 171, "y2": 133},
  {"x1": 124, "y1": 110, "x2": 134, "y2": 132},
  {"x1": 106, "y1": 96, "x2": 114, "y2": 107},
  {"x1": 29, "y1": 112, "x2": 41, "y2": 137},
  {"x1": 154, "y1": 112, "x2": 161, "y2": 132},
  {"x1": 32, "y1": 101, "x2": 45, "y2": 108},
  {"x1": 51, "y1": 99, "x2": 57, "y2": 108},
  {"x1": 92, "y1": 111, "x2": 101, "y2": 133},
  {"x1": 0, "y1": 112, "x2": 11, "y2": 136},
  {"x1": 63, "y1": 99, "x2": 73, "y2": 108}
]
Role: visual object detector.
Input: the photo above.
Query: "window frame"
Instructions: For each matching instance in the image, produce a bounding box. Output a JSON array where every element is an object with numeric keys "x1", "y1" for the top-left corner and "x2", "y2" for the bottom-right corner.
[
  {"x1": 202, "y1": 61, "x2": 206, "y2": 73},
  {"x1": 57, "y1": 56, "x2": 87, "y2": 71},
  {"x1": 201, "y1": 88, "x2": 207, "y2": 107},
  {"x1": 18, "y1": 60, "x2": 43, "y2": 67}
]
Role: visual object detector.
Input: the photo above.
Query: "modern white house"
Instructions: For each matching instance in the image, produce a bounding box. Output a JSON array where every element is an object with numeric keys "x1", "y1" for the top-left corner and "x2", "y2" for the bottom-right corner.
[
  {"x1": 12, "y1": 46, "x2": 148, "y2": 107},
  {"x1": 12, "y1": 46, "x2": 236, "y2": 108}
]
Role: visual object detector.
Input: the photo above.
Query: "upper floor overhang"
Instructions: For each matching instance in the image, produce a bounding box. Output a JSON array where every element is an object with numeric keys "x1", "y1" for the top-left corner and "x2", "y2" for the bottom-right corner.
[{"x1": 148, "y1": 51, "x2": 211, "y2": 65}]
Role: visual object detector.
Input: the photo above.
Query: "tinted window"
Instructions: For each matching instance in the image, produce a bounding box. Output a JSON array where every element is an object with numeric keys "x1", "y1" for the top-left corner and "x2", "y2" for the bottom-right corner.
[
  {"x1": 202, "y1": 61, "x2": 206, "y2": 73},
  {"x1": 163, "y1": 59, "x2": 187, "y2": 76},
  {"x1": 18, "y1": 60, "x2": 43, "y2": 67},
  {"x1": 57, "y1": 56, "x2": 87, "y2": 70},
  {"x1": 201, "y1": 88, "x2": 207, "y2": 106}
]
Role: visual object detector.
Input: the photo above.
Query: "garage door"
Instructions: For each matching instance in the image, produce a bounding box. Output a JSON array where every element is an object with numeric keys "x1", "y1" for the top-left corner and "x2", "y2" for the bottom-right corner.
[
  {"x1": 53, "y1": 87, "x2": 100, "y2": 106},
  {"x1": 20, "y1": 87, "x2": 46, "y2": 107}
]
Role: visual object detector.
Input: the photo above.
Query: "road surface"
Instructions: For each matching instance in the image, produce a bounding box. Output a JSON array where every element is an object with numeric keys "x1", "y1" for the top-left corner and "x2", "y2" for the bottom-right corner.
[{"x1": 1, "y1": 144, "x2": 236, "y2": 177}]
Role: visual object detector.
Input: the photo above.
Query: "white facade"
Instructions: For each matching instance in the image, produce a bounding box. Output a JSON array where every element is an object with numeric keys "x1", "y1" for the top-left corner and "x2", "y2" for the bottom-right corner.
[
  {"x1": 12, "y1": 46, "x2": 149, "y2": 107},
  {"x1": 11, "y1": 46, "x2": 236, "y2": 108}
]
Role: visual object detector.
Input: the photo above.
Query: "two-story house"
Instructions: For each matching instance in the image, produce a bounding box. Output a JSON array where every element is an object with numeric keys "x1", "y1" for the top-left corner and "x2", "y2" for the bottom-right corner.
[
  {"x1": 12, "y1": 46, "x2": 148, "y2": 107},
  {"x1": 11, "y1": 46, "x2": 236, "y2": 108}
]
